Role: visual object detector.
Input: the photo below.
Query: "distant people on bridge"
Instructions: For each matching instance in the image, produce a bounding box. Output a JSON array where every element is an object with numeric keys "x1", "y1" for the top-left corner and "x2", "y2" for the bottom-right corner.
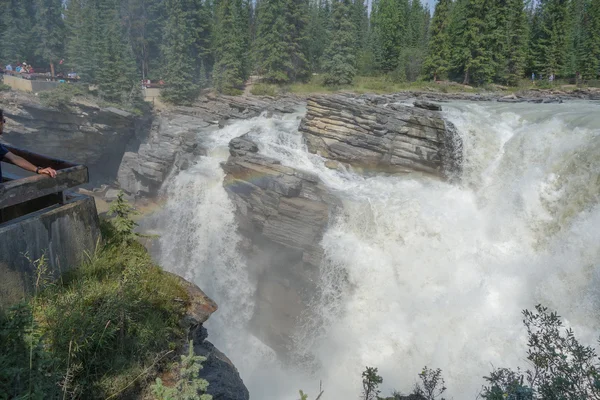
[
  {"x1": 0, "y1": 109, "x2": 57, "y2": 182},
  {"x1": 5, "y1": 64, "x2": 12, "y2": 72}
]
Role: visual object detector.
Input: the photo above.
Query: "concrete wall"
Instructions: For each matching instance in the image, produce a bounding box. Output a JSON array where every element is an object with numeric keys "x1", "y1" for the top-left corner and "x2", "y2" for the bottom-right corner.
[
  {"x1": 143, "y1": 87, "x2": 165, "y2": 108},
  {"x1": 2, "y1": 74, "x2": 60, "y2": 93},
  {"x1": 0, "y1": 194, "x2": 100, "y2": 307}
]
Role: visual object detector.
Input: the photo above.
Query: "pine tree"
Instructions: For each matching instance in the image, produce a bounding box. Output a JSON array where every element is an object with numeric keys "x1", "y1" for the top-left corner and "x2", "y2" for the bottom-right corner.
[
  {"x1": 323, "y1": 0, "x2": 356, "y2": 84},
  {"x1": 213, "y1": 0, "x2": 250, "y2": 92},
  {"x1": 160, "y1": 0, "x2": 202, "y2": 104},
  {"x1": 1, "y1": 0, "x2": 37, "y2": 65},
  {"x1": 579, "y1": 0, "x2": 600, "y2": 79},
  {"x1": 34, "y1": 0, "x2": 65, "y2": 78},
  {"x1": 423, "y1": 0, "x2": 451, "y2": 80},
  {"x1": 371, "y1": 0, "x2": 409, "y2": 72},
  {"x1": 501, "y1": 0, "x2": 528, "y2": 85},
  {"x1": 95, "y1": 0, "x2": 140, "y2": 103},
  {"x1": 306, "y1": 0, "x2": 331, "y2": 73},
  {"x1": 530, "y1": 0, "x2": 571, "y2": 77}
]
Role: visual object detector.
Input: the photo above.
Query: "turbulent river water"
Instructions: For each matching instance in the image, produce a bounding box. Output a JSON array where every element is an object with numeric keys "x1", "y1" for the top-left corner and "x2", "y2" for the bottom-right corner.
[{"x1": 154, "y1": 100, "x2": 600, "y2": 399}]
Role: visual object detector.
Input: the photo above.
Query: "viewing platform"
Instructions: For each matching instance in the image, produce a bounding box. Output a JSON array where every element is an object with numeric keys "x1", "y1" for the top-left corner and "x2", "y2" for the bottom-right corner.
[{"x1": 0, "y1": 145, "x2": 100, "y2": 306}]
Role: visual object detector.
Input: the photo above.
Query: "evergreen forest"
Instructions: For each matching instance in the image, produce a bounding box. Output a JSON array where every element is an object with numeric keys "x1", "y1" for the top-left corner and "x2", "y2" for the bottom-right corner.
[{"x1": 1, "y1": 0, "x2": 599, "y2": 104}]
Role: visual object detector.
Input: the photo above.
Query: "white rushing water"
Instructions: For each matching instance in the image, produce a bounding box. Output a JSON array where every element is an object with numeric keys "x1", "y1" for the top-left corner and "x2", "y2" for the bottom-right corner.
[{"x1": 156, "y1": 101, "x2": 600, "y2": 399}]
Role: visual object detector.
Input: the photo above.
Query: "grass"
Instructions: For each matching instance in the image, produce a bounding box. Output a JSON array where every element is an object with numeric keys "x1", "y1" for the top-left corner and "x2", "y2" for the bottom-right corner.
[{"x1": 0, "y1": 215, "x2": 189, "y2": 399}]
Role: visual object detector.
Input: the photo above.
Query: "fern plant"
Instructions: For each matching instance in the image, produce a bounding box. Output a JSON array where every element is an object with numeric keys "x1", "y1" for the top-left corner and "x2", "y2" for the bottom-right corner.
[
  {"x1": 152, "y1": 340, "x2": 212, "y2": 400},
  {"x1": 107, "y1": 192, "x2": 140, "y2": 244}
]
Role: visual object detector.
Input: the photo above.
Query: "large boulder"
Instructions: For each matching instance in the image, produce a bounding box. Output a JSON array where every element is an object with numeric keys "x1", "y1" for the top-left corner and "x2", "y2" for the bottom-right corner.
[
  {"x1": 299, "y1": 95, "x2": 462, "y2": 179},
  {"x1": 222, "y1": 135, "x2": 340, "y2": 354}
]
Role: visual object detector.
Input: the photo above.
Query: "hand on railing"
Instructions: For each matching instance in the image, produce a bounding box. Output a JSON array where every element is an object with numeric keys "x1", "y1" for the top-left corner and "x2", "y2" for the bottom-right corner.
[{"x1": 37, "y1": 167, "x2": 57, "y2": 178}]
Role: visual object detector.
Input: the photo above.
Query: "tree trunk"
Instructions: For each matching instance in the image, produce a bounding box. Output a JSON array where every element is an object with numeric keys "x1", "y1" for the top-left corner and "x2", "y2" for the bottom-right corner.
[
  {"x1": 434, "y1": 72, "x2": 437, "y2": 81},
  {"x1": 463, "y1": 68, "x2": 470, "y2": 85},
  {"x1": 50, "y1": 61, "x2": 55, "y2": 80}
]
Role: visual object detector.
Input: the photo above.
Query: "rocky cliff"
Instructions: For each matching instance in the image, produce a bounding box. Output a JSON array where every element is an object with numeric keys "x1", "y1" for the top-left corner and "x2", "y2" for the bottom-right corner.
[
  {"x1": 173, "y1": 274, "x2": 250, "y2": 400},
  {"x1": 0, "y1": 92, "x2": 146, "y2": 185},
  {"x1": 299, "y1": 95, "x2": 462, "y2": 179},
  {"x1": 222, "y1": 135, "x2": 340, "y2": 354}
]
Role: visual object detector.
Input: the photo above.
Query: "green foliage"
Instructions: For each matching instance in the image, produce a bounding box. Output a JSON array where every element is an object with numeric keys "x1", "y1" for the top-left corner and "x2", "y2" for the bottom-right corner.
[
  {"x1": 423, "y1": 0, "x2": 452, "y2": 80},
  {"x1": 106, "y1": 191, "x2": 140, "y2": 244},
  {"x1": 413, "y1": 367, "x2": 447, "y2": 400},
  {"x1": 323, "y1": 0, "x2": 357, "y2": 85},
  {"x1": 250, "y1": 83, "x2": 278, "y2": 96},
  {"x1": 0, "y1": 208, "x2": 188, "y2": 399},
  {"x1": 38, "y1": 84, "x2": 87, "y2": 110},
  {"x1": 152, "y1": 340, "x2": 212, "y2": 400},
  {"x1": 212, "y1": 0, "x2": 251, "y2": 93},
  {"x1": 0, "y1": 83, "x2": 11, "y2": 92},
  {"x1": 480, "y1": 304, "x2": 600, "y2": 399},
  {"x1": 578, "y1": 0, "x2": 600, "y2": 80},
  {"x1": 362, "y1": 366, "x2": 383, "y2": 400}
]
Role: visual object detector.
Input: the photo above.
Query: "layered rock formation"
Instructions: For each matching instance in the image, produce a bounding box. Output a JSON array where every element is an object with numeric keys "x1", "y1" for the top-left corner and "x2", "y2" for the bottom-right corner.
[
  {"x1": 299, "y1": 95, "x2": 462, "y2": 178},
  {"x1": 117, "y1": 113, "x2": 214, "y2": 197},
  {"x1": 174, "y1": 274, "x2": 250, "y2": 400},
  {"x1": 222, "y1": 135, "x2": 340, "y2": 353}
]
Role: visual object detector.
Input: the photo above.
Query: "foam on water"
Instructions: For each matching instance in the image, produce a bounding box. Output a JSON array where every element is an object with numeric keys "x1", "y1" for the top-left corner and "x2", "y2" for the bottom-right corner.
[{"x1": 156, "y1": 101, "x2": 600, "y2": 399}]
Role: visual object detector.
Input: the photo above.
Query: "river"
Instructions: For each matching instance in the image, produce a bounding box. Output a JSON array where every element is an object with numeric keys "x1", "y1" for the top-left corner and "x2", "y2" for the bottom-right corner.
[{"x1": 153, "y1": 100, "x2": 600, "y2": 399}]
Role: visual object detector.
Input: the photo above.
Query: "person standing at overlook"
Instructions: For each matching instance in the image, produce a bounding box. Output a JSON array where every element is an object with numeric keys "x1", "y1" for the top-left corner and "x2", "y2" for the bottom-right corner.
[{"x1": 0, "y1": 109, "x2": 57, "y2": 182}]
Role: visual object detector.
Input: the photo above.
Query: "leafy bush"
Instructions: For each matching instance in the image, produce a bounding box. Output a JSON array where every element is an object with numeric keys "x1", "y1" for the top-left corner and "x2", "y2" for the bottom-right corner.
[
  {"x1": 0, "y1": 83, "x2": 11, "y2": 92},
  {"x1": 0, "y1": 198, "x2": 189, "y2": 399},
  {"x1": 362, "y1": 366, "x2": 383, "y2": 400},
  {"x1": 220, "y1": 87, "x2": 243, "y2": 96},
  {"x1": 250, "y1": 83, "x2": 278, "y2": 97},
  {"x1": 413, "y1": 367, "x2": 447, "y2": 400},
  {"x1": 152, "y1": 340, "x2": 212, "y2": 400},
  {"x1": 38, "y1": 84, "x2": 87, "y2": 110},
  {"x1": 480, "y1": 304, "x2": 600, "y2": 399}
]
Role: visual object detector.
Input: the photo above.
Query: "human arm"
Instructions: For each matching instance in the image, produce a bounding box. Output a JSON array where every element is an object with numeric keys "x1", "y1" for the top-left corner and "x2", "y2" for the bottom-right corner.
[{"x1": 3, "y1": 152, "x2": 57, "y2": 178}]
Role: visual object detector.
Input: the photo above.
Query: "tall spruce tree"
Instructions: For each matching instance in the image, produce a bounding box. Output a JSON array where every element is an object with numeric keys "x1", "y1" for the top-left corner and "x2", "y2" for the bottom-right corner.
[
  {"x1": 424, "y1": 0, "x2": 451, "y2": 80},
  {"x1": 323, "y1": 0, "x2": 356, "y2": 84},
  {"x1": 254, "y1": 0, "x2": 309, "y2": 83},
  {"x1": 371, "y1": 0, "x2": 409, "y2": 72},
  {"x1": 1, "y1": 0, "x2": 37, "y2": 65},
  {"x1": 579, "y1": 0, "x2": 600, "y2": 79},
  {"x1": 530, "y1": 0, "x2": 571, "y2": 77},
  {"x1": 161, "y1": 0, "x2": 202, "y2": 104},
  {"x1": 34, "y1": 0, "x2": 65, "y2": 77},
  {"x1": 306, "y1": 0, "x2": 331, "y2": 73},
  {"x1": 213, "y1": 0, "x2": 250, "y2": 92}
]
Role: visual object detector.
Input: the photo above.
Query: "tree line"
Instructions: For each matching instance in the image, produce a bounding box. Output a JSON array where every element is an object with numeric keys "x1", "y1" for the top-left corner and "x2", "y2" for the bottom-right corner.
[{"x1": 1, "y1": 0, "x2": 599, "y2": 104}]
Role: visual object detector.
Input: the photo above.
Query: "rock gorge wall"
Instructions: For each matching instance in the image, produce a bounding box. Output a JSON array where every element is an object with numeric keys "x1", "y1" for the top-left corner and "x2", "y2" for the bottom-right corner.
[
  {"x1": 222, "y1": 135, "x2": 340, "y2": 354},
  {"x1": 300, "y1": 95, "x2": 462, "y2": 178}
]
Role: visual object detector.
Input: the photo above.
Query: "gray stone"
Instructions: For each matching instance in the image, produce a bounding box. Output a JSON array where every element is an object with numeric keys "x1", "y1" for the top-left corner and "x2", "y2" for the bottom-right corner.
[
  {"x1": 299, "y1": 95, "x2": 462, "y2": 179},
  {"x1": 222, "y1": 136, "x2": 340, "y2": 354},
  {"x1": 413, "y1": 100, "x2": 442, "y2": 111}
]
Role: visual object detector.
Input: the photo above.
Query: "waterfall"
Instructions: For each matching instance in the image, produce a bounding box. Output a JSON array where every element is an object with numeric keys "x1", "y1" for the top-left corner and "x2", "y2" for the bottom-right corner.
[{"x1": 155, "y1": 101, "x2": 600, "y2": 399}]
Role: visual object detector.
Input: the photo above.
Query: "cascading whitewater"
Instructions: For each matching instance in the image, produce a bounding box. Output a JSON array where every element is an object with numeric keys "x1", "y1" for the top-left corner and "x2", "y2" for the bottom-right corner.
[{"x1": 156, "y1": 101, "x2": 600, "y2": 399}]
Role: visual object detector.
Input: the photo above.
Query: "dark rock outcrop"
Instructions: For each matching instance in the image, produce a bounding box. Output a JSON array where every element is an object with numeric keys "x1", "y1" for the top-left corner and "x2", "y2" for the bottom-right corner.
[
  {"x1": 299, "y1": 95, "x2": 462, "y2": 179},
  {"x1": 177, "y1": 275, "x2": 249, "y2": 400},
  {"x1": 222, "y1": 135, "x2": 340, "y2": 354},
  {"x1": 0, "y1": 96, "x2": 146, "y2": 185}
]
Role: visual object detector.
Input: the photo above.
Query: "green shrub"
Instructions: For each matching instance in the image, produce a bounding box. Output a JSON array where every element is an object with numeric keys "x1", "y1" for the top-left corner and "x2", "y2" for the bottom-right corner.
[
  {"x1": 38, "y1": 84, "x2": 87, "y2": 110},
  {"x1": 0, "y1": 198, "x2": 188, "y2": 399},
  {"x1": 220, "y1": 87, "x2": 243, "y2": 96},
  {"x1": 152, "y1": 340, "x2": 212, "y2": 400},
  {"x1": 250, "y1": 83, "x2": 278, "y2": 97},
  {"x1": 362, "y1": 366, "x2": 383, "y2": 400},
  {"x1": 0, "y1": 83, "x2": 11, "y2": 92}
]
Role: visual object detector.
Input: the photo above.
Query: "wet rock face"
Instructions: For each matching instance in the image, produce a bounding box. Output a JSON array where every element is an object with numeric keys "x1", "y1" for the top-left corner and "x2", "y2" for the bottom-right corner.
[
  {"x1": 222, "y1": 135, "x2": 340, "y2": 354},
  {"x1": 299, "y1": 94, "x2": 462, "y2": 179}
]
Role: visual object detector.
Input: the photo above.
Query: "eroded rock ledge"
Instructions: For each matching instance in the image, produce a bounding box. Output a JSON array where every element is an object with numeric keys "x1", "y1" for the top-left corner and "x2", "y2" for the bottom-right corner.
[
  {"x1": 299, "y1": 94, "x2": 462, "y2": 178},
  {"x1": 222, "y1": 135, "x2": 340, "y2": 353},
  {"x1": 173, "y1": 273, "x2": 249, "y2": 400}
]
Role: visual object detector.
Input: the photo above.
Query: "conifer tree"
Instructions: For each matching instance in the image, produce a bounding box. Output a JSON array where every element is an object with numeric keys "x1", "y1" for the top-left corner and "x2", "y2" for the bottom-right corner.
[
  {"x1": 1, "y1": 0, "x2": 37, "y2": 65},
  {"x1": 323, "y1": 0, "x2": 356, "y2": 84},
  {"x1": 213, "y1": 0, "x2": 250, "y2": 92},
  {"x1": 306, "y1": 0, "x2": 331, "y2": 73},
  {"x1": 500, "y1": 0, "x2": 528, "y2": 85},
  {"x1": 579, "y1": 0, "x2": 600, "y2": 79},
  {"x1": 424, "y1": 0, "x2": 451, "y2": 80},
  {"x1": 371, "y1": 0, "x2": 409, "y2": 72},
  {"x1": 530, "y1": 0, "x2": 571, "y2": 77},
  {"x1": 34, "y1": 0, "x2": 65, "y2": 78},
  {"x1": 161, "y1": 0, "x2": 202, "y2": 104}
]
